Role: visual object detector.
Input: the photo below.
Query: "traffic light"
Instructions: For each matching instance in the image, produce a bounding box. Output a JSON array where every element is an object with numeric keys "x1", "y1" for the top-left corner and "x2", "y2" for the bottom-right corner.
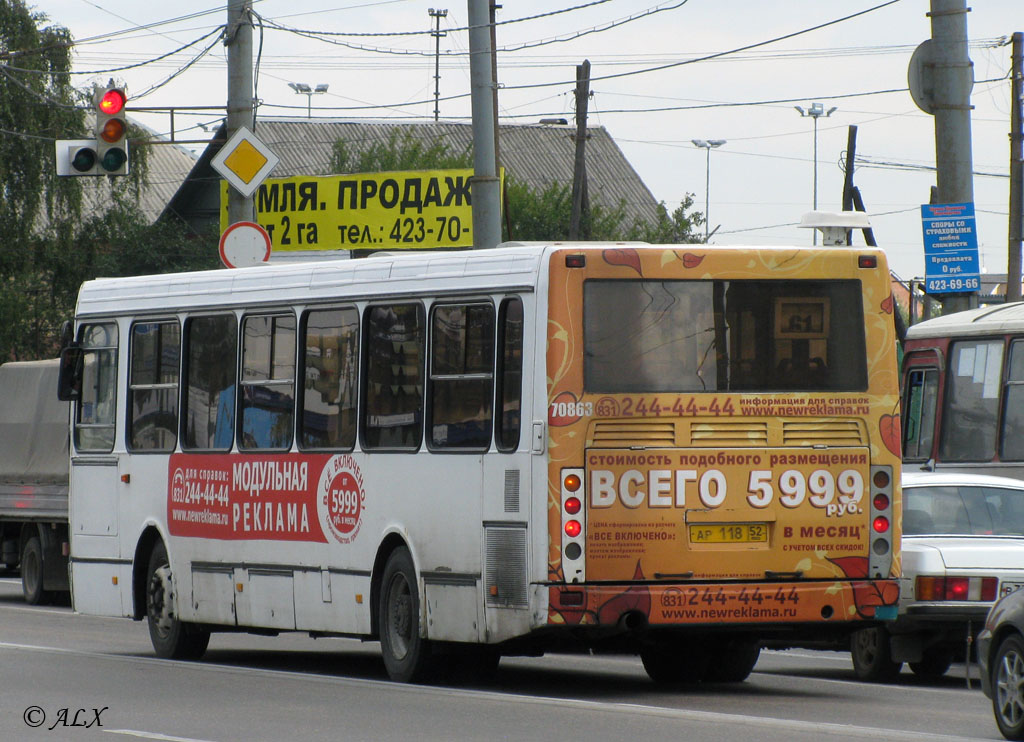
[
  {"x1": 54, "y1": 82, "x2": 129, "y2": 176},
  {"x1": 94, "y1": 83, "x2": 128, "y2": 175}
]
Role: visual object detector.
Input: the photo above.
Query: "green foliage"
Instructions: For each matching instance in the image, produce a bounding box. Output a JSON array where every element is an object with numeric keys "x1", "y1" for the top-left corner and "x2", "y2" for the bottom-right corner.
[
  {"x1": 0, "y1": 0, "x2": 83, "y2": 272},
  {"x1": 329, "y1": 129, "x2": 472, "y2": 174},
  {"x1": 504, "y1": 176, "x2": 701, "y2": 244},
  {"x1": 329, "y1": 131, "x2": 702, "y2": 246}
]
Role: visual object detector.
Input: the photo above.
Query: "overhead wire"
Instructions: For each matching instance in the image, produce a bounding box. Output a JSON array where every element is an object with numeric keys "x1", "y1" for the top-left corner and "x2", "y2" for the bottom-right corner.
[
  {"x1": 1, "y1": 26, "x2": 225, "y2": 77},
  {"x1": 257, "y1": 0, "x2": 687, "y2": 57}
]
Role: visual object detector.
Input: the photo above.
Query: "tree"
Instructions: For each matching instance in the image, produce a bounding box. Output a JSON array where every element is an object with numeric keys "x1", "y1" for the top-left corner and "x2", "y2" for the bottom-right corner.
[
  {"x1": 0, "y1": 0, "x2": 83, "y2": 273},
  {"x1": 0, "y1": 2, "x2": 213, "y2": 362}
]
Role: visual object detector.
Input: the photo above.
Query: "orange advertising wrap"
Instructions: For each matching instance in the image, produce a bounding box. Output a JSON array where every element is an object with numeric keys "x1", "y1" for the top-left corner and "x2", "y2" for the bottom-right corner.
[{"x1": 544, "y1": 247, "x2": 902, "y2": 628}]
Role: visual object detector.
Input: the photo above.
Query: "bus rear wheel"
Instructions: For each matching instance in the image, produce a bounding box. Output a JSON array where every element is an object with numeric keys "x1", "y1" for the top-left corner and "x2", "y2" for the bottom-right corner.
[
  {"x1": 379, "y1": 547, "x2": 434, "y2": 683},
  {"x1": 705, "y1": 638, "x2": 761, "y2": 683},
  {"x1": 640, "y1": 640, "x2": 711, "y2": 684},
  {"x1": 146, "y1": 541, "x2": 210, "y2": 660}
]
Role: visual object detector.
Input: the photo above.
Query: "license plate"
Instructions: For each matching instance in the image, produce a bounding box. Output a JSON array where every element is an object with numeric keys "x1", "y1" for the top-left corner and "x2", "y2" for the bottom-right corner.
[
  {"x1": 688, "y1": 523, "x2": 768, "y2": 544},
  {"x1": 1001, "y1": 582, "x2": 1024, "y2": 598}
]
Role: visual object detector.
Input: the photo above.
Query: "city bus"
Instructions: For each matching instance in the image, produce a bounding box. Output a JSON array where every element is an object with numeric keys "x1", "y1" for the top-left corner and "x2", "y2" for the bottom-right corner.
[
  {"x1": 58, "y1": 243, "x2": 901, "y2": 684},
  {"x1": 903, "y1": 302, "x2": 1024, "y2": 479}
]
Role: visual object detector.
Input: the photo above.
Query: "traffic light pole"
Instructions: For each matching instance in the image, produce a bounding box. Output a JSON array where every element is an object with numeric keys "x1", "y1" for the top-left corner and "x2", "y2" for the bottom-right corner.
[{"x1": 225, "y1": 0, "x2": 254, "y2": 227}]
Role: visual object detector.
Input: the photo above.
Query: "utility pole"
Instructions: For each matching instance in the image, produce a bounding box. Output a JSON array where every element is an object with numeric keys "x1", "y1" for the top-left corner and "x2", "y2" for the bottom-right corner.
[
  {"x1": 928, "y1": 0, "x2": 976, "y2": 312},
  {"x1": 467, "y1": 0, "x2": 501, "y2": 249},
  {"x1": 428, "y1": 8, "x2": 447, "y2": 122},
  {"x1": 225, "y1": 0, "x2": 254, "y2": 227},
  {"x1": 1008, "y1": 32, "x2": 1023, "y2": 303},
  {"x1": 569, "y1": 60, "x2": 591, "y2": 241}
]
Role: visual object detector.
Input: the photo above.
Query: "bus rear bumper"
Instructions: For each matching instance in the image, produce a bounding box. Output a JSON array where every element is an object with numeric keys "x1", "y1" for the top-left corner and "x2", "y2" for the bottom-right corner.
[{"x1": 547, "y1": 579, "x2": 900, "y2": 628}]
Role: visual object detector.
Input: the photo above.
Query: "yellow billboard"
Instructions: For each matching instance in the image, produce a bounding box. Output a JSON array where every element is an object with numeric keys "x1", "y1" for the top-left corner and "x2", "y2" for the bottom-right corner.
[{"x1": 219, "y1": 168, "x2": 502, "y2": 252}]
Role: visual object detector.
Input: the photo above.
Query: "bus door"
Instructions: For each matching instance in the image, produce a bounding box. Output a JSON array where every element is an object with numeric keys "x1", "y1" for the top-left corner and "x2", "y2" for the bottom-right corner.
[
  {"x1": 67, "y1": 321, "x2": 125, "y2": 616},
  {"x1": 902, "y1": 347, "x2": 943, "y2": 466},
  {"x1": 480, "y1": 296, "x2": 532, "y2": 640}
]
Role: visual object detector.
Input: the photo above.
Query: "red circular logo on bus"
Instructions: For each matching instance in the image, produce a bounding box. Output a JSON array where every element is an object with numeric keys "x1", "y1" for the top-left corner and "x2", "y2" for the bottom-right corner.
[
  {"x1": 327, "y1": 470, "x2": 362, "y2": 534},
  {"x1": 317, "y1": 455, "x2": 365, "y2": 544}
]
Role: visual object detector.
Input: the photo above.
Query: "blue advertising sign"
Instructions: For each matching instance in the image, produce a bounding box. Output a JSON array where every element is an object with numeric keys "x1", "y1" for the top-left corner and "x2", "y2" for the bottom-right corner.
[{"x1": 921, "y1": 202, "x2": 980, "y2": 294}]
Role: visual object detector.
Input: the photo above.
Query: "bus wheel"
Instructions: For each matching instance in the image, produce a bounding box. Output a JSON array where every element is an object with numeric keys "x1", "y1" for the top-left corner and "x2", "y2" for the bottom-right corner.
[
  {"x1": 850, "y1": 626, "x2": 901, "y2": 681},
  {"x1": 910, "y1": 648, "x2": 953, "y2": 678},
  {"x1": 21, "y1": 536, "x2": 49, "y2": 606},
  {"x1": 705, "y1": 639, "x2": 761, "y2": 683},
  {"x1": 145, "y1": 541, "x2": 210, "y2": 660},
  {"x1": 993, "y1": 635, "x2": 1024, "y2": 740},
  {"x1": 379, "y1": 547, "x2": 433, "y2": 683},
  {"x1": 640, "y1": 641, "x2": 710, "y2": 684}
]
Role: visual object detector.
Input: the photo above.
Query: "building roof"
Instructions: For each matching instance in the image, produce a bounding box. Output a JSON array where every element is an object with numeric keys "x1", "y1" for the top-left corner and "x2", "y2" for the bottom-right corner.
[
  {"x1": 81, "y1": 117, "x2": 197, "y2": 223},
  {"x1": 161, "y1": 118, "x2": 664, "y2": 234}
]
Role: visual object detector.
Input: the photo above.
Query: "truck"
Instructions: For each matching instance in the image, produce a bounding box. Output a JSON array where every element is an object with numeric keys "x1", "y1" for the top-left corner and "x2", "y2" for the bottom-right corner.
[{"x1": 0, "y1": 359, "x2": 70, "y2": 604}]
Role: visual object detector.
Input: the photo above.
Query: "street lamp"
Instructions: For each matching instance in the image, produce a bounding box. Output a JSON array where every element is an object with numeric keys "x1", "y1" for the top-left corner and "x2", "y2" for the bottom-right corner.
[
  {"x1": 692, "y1": 139, "x2": 726, "y2": 243},
  {"x1": 794, "y1": 102, "x2": 837, "y2": 245},
  {"x1": 289, "y1": 82, "x2": 329, "y2": 118}
]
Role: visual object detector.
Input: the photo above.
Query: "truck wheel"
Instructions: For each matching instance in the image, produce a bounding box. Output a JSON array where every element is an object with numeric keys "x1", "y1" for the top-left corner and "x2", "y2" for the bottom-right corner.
[
  {"x1": 850, "y1": 626, "x2": 901, "y2": 681},
  {"x1": 21, "y1": 536, "x2": 49, "y2": 606},
  {"x1": 146, "y1": 541, "x2": 209, "y2": 660},
  {"x1": 993, "y1": 634, "x2": 1024, "y2": 740},
  {"x1": 379, "y1": 547, "x2": 433, "y2": 683}
]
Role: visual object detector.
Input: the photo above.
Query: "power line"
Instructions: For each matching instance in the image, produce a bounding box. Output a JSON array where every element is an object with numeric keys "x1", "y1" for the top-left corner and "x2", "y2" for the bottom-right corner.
[
  {"x1": 261, "y1": 0, "x2": 619, "y2": 39},
  {"x1": 1, "y1": 26, "x2": 224, "y2": 77},
  {"x1": 501, "y1": 0, "x2": 907, "y2": 92}
]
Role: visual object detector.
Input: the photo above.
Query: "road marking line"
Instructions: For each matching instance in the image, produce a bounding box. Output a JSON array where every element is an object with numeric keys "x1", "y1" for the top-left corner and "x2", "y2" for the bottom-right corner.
[
  {"x1": 0, "y1": 640, "x2": 985, "y2": 741},
  {"x1": 106, "y1": 731, "x2": 217, "y2": 742}
]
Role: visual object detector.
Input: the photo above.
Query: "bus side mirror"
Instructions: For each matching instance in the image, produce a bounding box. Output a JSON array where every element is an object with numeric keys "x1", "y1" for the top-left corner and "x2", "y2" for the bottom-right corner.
[{"x1": 57, "y1": 346, "x2": 83, "y2": 402}]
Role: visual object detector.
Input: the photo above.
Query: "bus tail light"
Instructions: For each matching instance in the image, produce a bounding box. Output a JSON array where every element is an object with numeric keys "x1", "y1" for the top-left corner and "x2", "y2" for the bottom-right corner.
[
  {"x1": 868, "y1": 465, "x2": 893, "y2": 578},
  {"x1": 916, "y1": 576, "x2": 997, "y2": 602},
  {"x1": 561, "y1": 468, "x2": 586, "y2": 582}
]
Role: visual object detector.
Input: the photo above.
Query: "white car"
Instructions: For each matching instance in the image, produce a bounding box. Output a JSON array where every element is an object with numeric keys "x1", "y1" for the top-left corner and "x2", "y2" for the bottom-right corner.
[{"x1": 851, "y1": 471, "x2": 1024, "y2": 681}]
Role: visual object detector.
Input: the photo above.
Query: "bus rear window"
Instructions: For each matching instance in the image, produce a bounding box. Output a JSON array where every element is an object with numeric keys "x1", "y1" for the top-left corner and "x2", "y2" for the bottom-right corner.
[{"x1": 583, "y1": 279, "x2": 868, "y2": 393}]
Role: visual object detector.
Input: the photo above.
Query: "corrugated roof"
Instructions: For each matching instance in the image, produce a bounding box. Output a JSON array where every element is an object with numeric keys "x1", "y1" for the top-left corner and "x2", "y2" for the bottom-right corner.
[{"x1": 162, "y1": 118, "x2": 663, "y2": 230}]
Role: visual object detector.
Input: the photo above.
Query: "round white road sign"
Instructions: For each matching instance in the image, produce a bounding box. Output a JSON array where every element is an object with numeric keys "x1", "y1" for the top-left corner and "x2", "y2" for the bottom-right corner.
[{"x1": 219, "y1": 221, "x2": 272, "y2": 268}]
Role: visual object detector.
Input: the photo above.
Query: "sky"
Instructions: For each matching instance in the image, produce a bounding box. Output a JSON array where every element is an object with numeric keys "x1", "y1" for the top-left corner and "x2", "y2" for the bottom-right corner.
[{"x1": 25, "y1": 0, "x2": 1021, "y2": 281}]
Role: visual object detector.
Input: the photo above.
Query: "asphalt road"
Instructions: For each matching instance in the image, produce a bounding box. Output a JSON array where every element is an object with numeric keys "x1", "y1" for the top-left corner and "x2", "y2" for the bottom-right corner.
[{"x1": 0, "y1": 576, "x2": 1003, "y2": 742}]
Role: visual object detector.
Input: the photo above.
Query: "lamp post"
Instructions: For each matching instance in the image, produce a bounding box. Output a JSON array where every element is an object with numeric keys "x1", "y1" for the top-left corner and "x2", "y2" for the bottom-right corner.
[
  {"x1": 692, "y1": 139, "x2": 726, "y2": 243},
  {"x1": 288, "y1": 82, "x2": 329, "y2": 118},
  {"x1": 794, "y1": 102, "x2": 837, "y2": 244}
]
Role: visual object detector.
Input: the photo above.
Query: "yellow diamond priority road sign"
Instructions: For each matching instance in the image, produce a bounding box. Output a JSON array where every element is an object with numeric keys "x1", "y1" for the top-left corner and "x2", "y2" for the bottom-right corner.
[{"x1": 211, "y1": 126, "x2": 280, "y2": 198}]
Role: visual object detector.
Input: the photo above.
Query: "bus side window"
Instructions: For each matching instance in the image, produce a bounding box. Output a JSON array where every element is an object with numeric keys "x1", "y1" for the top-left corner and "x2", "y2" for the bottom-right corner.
[
  {"x1": 1001, "y1": 339, "x2": 1024, "y2": 461},
  {"x1": 428, "y1": 303, "x2": 494, "y2": 450},
  {"x1": 902, "y1": 367, "x2": 938, "y2": 461},
  {"x1": 240, "y1": 314, "x2": 296, "y2": 451},
  {"x1": 74, "y1": 322, "x2": 118, "y2": 453},
  {"x1": 939, "y1": 339, "x2": 1003, "y2": 462},
  {"x1": 182, "y1": 315, "x2": 238, "y2": 451},
  {"x1": 128, "y1": 320, "x2": 180, "y2": 452},
  {"x1": 299, "y1": 307, "x2": 358, "y2": 450},
  {"x1": 362, "y1": 303, "x2": 424, "y2": 450},
  {"x1": 496, "y1": 297, "x2": 523, "y2": 452}
]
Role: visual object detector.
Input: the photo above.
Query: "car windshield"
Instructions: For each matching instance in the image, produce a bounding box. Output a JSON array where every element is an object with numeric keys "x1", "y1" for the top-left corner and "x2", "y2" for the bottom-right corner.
[{"x1": 904, "y1": 485, "x2": 1024, "y2": 536}]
